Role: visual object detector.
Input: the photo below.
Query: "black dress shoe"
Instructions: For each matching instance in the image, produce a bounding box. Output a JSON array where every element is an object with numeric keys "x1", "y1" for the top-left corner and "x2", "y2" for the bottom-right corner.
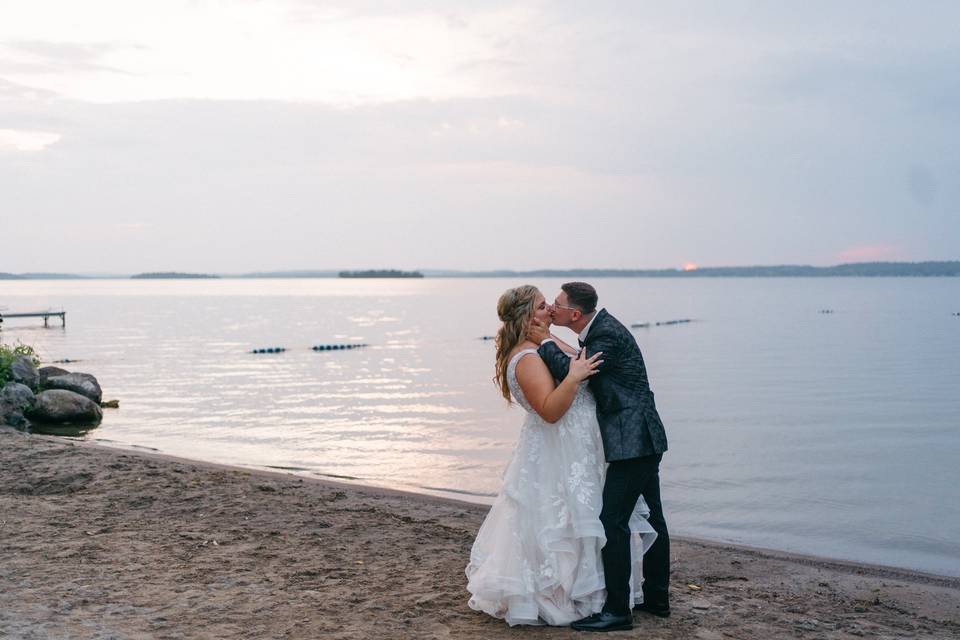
[
  {"x1": 633, "y1": 601, "x2": 671, "y2": 618},
  {"x1": 570, "y1": 611, "x2": 633, "y2": 632}
]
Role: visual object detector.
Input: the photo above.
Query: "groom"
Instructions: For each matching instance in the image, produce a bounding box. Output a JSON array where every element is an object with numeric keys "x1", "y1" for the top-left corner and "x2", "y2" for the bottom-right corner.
[{"x1": 528, "y1": 282, "x2": 670, "y2": 632}]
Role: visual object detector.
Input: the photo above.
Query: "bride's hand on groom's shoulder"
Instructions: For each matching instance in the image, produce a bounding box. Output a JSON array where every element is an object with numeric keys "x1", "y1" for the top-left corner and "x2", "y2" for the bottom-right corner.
[{"x1": 568, "y1": 349, "x2": 603, "y2": 382}]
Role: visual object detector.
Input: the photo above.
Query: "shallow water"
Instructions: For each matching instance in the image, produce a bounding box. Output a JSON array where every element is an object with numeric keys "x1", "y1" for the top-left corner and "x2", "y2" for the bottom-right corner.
[{"x1": 2, "y1": 277, "x2": 958, "y2": 576}]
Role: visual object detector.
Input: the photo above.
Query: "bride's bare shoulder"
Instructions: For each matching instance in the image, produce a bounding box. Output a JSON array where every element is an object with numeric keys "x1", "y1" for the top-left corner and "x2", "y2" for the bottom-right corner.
[
  {"x1": 514, "y1": 346, "x2": 551, "y2": 378},
  {"x1": 508, "y1": 341, "x2": 540, "y2": 360}
]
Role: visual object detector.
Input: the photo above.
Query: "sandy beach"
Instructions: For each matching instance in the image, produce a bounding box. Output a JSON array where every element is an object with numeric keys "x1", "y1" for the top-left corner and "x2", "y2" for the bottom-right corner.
[{"x1": 2, "y1": 426, "x2": 958, "y2": 640}]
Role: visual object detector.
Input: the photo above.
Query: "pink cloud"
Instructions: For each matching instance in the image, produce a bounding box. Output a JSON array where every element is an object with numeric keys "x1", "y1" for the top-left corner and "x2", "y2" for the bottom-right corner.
[{"x1": 835, "y1": 244, "x2": 907, "y2": 263}]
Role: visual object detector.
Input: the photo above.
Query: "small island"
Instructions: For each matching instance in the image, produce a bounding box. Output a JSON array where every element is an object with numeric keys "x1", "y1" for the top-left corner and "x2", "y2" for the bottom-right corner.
[
  {"x1": 131, "y1": 272, "x2": 221, "y2": 279},
  {"x1": 338, "y1": 269, "x2": 424, "y2": 278}
]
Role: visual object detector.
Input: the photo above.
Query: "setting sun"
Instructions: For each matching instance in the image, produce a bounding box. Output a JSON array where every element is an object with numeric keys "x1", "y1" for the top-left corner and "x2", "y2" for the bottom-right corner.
[{"x1": 683, "y1": 262, "x2": 699, "y2": 272}]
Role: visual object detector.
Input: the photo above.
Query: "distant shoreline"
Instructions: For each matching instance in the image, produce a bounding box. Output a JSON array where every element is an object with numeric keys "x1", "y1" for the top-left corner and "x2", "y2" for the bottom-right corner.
[
  {"x1": 2, "y1": 261, "x2": 959, "y2": 279},
  {"x1": 130, "y1": 272, "x2": 221, "y2": 280}
]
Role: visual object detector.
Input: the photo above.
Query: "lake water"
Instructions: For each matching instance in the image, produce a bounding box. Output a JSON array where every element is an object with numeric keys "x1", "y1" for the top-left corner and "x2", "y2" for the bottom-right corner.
[{"x1": 2, "y1": 277, "x2": 958, "y2": 576}]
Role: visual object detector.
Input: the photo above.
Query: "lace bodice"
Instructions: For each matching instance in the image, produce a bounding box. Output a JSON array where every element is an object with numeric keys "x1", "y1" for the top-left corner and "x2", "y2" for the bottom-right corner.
[
  {"x1": 506, "y1": 348, "x2": 592, "y2": 417},
  {"x1": 506, "y1": 348, "x2": 541, "y2": 413}
]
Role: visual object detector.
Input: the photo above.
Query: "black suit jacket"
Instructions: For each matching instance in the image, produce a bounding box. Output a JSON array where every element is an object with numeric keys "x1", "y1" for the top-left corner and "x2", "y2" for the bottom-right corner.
[{"x1": 538, "y1": 308, "x2": 667, "y2": 461}]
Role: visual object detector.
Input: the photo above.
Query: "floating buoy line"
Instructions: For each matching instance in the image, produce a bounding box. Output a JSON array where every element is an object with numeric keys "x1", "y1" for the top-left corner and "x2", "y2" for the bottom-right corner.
[
  {"x1": 251, "y1": 344, "x2": 370, "y2": 354},
  {"x1": 631, "y1": 319, "x2": 694, "y2": 328}
]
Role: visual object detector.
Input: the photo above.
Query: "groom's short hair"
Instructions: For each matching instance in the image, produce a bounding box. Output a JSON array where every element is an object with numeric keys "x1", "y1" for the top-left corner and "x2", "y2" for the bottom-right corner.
[{"x1": 561, "y1": 282, "x2": 597, "y2": 314}]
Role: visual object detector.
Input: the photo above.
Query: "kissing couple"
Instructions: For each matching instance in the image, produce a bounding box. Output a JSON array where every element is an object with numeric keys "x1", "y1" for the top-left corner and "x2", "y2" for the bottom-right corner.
[{"x1": 466, "y1": 282, "x2": 671, "y2": 632}]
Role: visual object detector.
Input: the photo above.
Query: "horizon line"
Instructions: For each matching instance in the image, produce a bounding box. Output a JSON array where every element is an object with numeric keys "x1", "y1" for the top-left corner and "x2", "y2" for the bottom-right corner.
[{"x1": 2, "y1": 260, "x2": 960, "y2": 279}]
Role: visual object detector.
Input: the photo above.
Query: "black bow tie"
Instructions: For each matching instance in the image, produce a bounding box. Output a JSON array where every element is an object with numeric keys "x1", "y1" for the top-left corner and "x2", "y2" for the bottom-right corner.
[{"x1": 578, "y1": 338, "x2": 585, "y2": 347}]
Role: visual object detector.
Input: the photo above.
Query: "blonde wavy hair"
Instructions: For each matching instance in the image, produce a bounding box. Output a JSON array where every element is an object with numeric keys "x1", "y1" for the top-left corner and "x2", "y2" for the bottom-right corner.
[{"x1": 493, "y1": 285, "x2": 540, "y2": 403}]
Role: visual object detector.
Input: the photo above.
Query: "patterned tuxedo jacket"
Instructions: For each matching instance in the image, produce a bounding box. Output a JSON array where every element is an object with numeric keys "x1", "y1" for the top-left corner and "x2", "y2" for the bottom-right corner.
[{"x1": 539, "y1": 308, "x2": 668, "y2": 461}]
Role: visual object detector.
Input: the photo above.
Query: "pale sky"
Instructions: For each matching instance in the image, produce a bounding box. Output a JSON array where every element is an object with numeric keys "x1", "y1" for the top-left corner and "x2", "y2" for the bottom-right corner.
[{"x1": 1, "y1": 0, "x2": 957, "y2": 273}]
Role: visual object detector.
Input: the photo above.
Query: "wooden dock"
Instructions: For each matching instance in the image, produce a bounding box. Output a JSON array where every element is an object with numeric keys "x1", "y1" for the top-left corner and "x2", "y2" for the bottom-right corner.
[{"x1": 0, "y1": 311, "x2": 66, "y2": 328}]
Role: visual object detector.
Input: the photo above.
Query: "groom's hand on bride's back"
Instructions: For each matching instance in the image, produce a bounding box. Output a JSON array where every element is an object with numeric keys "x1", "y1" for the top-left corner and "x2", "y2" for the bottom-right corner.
[{"x1": 526, "y1": 318, "x2": 550, "y2": 344}]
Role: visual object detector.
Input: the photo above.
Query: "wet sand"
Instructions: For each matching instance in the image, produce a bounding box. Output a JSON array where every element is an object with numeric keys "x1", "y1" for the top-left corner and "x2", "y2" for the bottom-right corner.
[{"x1": 2, "y1": 426, "x2": 958, "y2": 639}]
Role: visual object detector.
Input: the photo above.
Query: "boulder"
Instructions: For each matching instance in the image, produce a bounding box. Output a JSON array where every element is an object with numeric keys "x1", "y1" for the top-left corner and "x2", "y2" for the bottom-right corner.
[
  {"x1": 43, "y1": 372, "x2": 102, "y2": 403},
  {"x1": 1, "y1": 382, "x2": 35, "y2": 428},
  {"x1": 11, "y1": 355, "x2": 39, "y2": 389},
  {"x1": 39, "y1": 366, "x2": 70, "y2": 387},
  {"x1": 27, "y1": 389, "x2": 103, "y2": 425},
  {"x1": 2, "y1": 382, "x2": 35, "y2": 412}
]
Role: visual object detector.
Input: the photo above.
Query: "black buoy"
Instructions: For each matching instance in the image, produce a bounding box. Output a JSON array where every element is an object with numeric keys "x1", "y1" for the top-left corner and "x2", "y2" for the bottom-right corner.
[{"x1": 312, "y1": 343, "x2": 368, "y2": 351}]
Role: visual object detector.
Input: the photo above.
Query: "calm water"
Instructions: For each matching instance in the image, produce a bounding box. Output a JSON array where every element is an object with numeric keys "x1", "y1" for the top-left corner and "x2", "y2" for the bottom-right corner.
[{"x1": 2, "y1": 277, "x2": 958, "y2": 576}]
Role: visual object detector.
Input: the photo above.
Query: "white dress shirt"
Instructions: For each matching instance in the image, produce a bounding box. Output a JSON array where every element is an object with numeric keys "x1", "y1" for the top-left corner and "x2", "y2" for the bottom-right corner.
[{"x1": 577, "y1": 311, "x2": 600, "y2": 344}]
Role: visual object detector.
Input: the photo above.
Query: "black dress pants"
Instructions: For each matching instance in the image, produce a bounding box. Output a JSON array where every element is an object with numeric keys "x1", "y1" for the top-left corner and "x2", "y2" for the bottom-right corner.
[{"x1": 599, "y1": 453, "x2": 670, "y2": 615}]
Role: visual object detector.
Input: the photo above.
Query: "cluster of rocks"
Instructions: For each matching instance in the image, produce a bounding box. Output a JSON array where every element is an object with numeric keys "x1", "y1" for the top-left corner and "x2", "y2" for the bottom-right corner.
[{"x1": 1, "y1": 356, "x2": 111, "y2": 431}]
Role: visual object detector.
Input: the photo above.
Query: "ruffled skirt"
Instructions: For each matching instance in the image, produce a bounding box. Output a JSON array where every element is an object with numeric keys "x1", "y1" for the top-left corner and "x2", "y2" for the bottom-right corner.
[{"x1": 465, "y1": 408, "x2": 657, "y2": 626}]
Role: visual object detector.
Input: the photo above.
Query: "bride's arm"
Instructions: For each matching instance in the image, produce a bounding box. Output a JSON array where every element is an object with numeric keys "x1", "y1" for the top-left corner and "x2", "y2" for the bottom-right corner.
[{"x1": 515, "y1": 351, "x2": 601, "y2": 423}]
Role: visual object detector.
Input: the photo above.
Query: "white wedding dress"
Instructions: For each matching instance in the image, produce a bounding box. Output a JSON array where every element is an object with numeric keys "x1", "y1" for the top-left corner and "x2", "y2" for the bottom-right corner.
[{"x1": 465, "y1": 349, "x2": 658, "y2": 626}]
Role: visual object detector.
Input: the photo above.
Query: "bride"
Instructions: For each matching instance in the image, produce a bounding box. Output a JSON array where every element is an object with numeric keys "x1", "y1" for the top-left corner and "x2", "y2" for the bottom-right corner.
[{"x1": 465, "y1": 285, "x2": 657, "y2": 626}]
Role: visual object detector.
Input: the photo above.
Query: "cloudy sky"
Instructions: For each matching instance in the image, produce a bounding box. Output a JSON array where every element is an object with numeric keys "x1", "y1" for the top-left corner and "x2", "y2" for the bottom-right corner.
[{"x1": 1, "y1": 1, "x2": 957, "y2": 273}]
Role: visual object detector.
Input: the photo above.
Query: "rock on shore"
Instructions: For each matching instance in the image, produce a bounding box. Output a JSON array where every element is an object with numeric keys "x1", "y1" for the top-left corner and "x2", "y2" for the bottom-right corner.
[
  {"x1": 27, "y1": 389, "x2": 103, "y2": 425},
  {"x1": 0, "y1": 382, "x2": 35, "y2": 428},
  {"x1": 42, "y1": 372, "x2": 103, "y2": 403},
  {"x1": 10, "y1": 355, "x2": 39, "y2": 388},
  {"x1": 38, "y1": 365, "x2": 70, "y2": 386},
  {"x1": 2, "y1": 360, "x2": 107, "y2": 430}
]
